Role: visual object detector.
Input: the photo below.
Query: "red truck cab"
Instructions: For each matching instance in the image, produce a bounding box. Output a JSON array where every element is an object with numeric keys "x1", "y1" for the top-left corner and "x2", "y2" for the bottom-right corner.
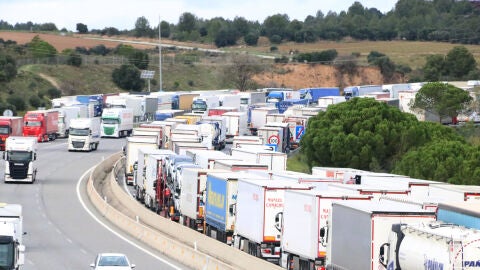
[
  {"x1": 23, "y1": 110, "x2": 59, "y2": 142},
  {"x1": 0, "y1": 116, "x2": 23, "y2": 151}
]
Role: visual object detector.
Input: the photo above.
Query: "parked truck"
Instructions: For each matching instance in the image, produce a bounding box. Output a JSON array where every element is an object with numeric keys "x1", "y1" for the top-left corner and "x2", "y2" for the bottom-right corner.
[
  {"x1": 204, "y1": 171, "x2": 259, "y2": 244},
  {"x1": 298, "y1": 87, "x2": 341, "y2": 104},
  {"x1": 249, "y1": 107, "x2": 279, "y2": 135},
  {"x1": 67, "y1": 117, "x2": 100, "y2": 152},
  {"x1": 197, "y1": 116, "x2": 227, "y2": 150},
  {"x1": 23, "y1": 109, "x2": 59, "y2": 142},
  {"x1": 171, "y1": 92, "x2": 199, "y2": 111},
  {"x1": 0, "y1": 116, "x2": 23, "y2": 151},
  {"x1": 143, "y1": 151, "x2": 175, "y2": 215},
  {"x1": 4, "y1": 136, "x2": 38, "y2": 183},
  {"x1": 231, "y1": 148, "x2": 287, "y2": 171},
  {"x1": 124, "y1": 135, "x2": 159, "y2": 185},
  {"x1": 100, "y1": 108, "x2": 133, "y2": 138},
  {"x1": 343, "y1": 85, "x2": 383, "y2": 100},
  {"x1": 154, "y1": 109, "x2": 184, "y2": 121},
  {"x1": 56, "y1": 106, "x2": 87, "y2": 138},
  {"x1": 222, "y1": 111, "x2": 248, "y2": 142},
  {"x1": 266, "y1": 90, "x2": 300, "y2": 104},
  {"x1": 279, "y1": 190, "x2": 372, "y2": 269},
  {"x1": 0, "y1": 203, "x2": 25, "y2": 270},
  {"x1": 233, "y1": 179, "x2": 311, "y2": 263},
  {"x1": 133, "y1": 148, "x2": 170, "y2": 202},
  {"x1": 76, "y1": 94, "x2": 103, "y2": 117},
  {"x1": 179, "y1": 168, "x2": 227, "y2": 232},
  {"x1": 325, "y1": 200, "x2": 436, "y2": 270},
  {"x1": 379, "y1": 221, "x2": 480, "y2": 270},
  {"x1": 191, "y1": 96, "x2": 220, "y2": 115}
]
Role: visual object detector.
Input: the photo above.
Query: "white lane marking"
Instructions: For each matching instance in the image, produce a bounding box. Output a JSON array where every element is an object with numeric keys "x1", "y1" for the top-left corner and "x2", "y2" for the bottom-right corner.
[{"x1": 76, "y1": 167, "x2": 183, "y2": 270}]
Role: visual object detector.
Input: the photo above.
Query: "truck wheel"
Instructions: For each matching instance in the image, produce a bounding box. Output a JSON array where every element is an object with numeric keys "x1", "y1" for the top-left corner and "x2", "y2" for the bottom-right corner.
[{"x1": 94, "y1": 143, "x2": 98, "y2": 151}]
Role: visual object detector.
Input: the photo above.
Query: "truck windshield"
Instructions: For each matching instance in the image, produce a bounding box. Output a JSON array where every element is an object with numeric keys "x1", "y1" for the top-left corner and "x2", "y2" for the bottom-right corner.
[
  {"x1": 7, "y1": 151, "x2": 32, "y2": 162},
  {"x1": 70, "y1": 128, "x2": 89, "y2": 136},
  {"x1": 0, "y1": 239, "x2": 14, "y2": 268},
  {"x1": 192, "y1": 102, "x2": 207, "y2": 111},
  {"x1": 240, "y1": 98, "x2": 249, "y2": 105},
  {"x1": 0, "y1": 126, "x2": 9, "y2": 135},
  {"x1": 24, "y1": 121, "x2": 41, "y2": 127},
  {"x1": 102, "y1": 118, "x2": 119, "y2": 125}
]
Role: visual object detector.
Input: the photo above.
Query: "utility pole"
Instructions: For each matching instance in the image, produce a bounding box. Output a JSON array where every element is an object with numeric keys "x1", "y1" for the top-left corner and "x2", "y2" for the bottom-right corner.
[{"x1": 158, "y1": 16, "x2": 163, "y2": 92}]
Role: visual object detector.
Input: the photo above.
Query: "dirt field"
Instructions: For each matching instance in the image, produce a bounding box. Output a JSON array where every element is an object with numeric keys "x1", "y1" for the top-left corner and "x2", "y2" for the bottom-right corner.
[{"x1": 0, "y1": 31, "x2": 390, "y2": 88}]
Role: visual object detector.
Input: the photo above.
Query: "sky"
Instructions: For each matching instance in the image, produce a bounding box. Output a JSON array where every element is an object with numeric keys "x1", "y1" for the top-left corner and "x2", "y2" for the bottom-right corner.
[{"x1": 0, "y1": 0, "x2": 398, "y2": 31}]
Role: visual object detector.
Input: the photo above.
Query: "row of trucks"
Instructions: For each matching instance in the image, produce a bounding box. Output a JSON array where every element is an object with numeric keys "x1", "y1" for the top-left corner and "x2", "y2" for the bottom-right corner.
[{"x1": 124, "y1": 151, "x2": 480, "y2": 270}]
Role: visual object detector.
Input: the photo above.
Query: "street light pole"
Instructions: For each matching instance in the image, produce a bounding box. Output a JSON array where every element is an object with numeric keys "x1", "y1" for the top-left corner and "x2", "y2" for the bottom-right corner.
[{"x1": 158, "y1": 16, "x2": 163, "y2": 92}]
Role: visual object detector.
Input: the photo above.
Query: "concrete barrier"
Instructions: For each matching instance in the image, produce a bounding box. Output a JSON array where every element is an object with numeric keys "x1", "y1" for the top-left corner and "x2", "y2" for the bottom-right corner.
[{"x1": 87, "y1": 152, "x2": 282, "y2": 270}]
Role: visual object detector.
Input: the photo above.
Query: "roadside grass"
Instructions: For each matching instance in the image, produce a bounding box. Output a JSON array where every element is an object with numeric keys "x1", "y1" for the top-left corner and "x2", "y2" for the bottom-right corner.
[{"x1": 286, "y1": 152, "x2": 311, "y2": 173}]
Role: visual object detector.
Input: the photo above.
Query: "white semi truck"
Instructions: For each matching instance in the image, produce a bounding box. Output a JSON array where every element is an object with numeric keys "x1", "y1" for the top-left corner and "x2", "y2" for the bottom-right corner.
[
  {"x1": 379, "y1": 221, "x2": 480, "y2": 270},
  {"x1": 0, "y1": 203, "x2": 25, "y2": 270},
  {"x1": 67, "y1": 117, "x2": 100, "y2": 152},
  {"x1": 3, "y1": 137, "x2": 38, "y2": 183},
  {"x1": 100, "y1": 108, "x2": 133, "y2": 138},
  {"x1": 124, "y1": 135, "x2": 159, "y2": 185}
]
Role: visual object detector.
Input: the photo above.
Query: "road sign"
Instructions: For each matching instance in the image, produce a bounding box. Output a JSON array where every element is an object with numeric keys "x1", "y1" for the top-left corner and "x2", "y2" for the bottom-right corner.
[
  {"x1": 295, "y1": 126, "x2": 305, "y2": 140},
  {"x1": 268, "y1": 134, "x2": 279, "y2": 145},
  {"x1": 265, "y1": 144, "x2": 277, "y2": 151},
  {"x1": 304, "y1": 91, "x2": 312, "y2": 100},
  {"x1": 3, "y1": 110, "x2": 13, "y2": 117}
]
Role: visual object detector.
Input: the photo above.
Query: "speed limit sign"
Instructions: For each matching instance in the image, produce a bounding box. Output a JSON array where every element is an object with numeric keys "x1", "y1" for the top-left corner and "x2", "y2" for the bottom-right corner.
[{"x1": 268, "y1": 135, "x2": 279, "y2": 145}]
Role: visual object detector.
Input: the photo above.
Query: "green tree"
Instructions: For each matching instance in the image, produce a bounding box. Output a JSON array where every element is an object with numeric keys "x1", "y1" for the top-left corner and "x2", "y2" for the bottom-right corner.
[
  {"x1": 128, "y1": 50, "x2": 149, "y2": 69},
  {"x1": 62, "y1": 49, "x2": 82, "y2": 67},
  {"x1": 244, "y1": 32, "x2": 259, "y2": 46},
  {"x1": 214, "y1": 26, "x2": 237, "y2": 47},
  {"x1": 445, "y1": 46, "x2": 477, "y2": 80},
  {"x1": 7, "y1": 95, "x2": 26, "y2": 111},
  {"x1": 411, "y1": 82, "x2": 472, "y2": 123},
  {"x1": 177, "y1": 12, "x2": 197, "y2": 33},
  {"x1": 134, "y1": 16, "x2": 152, "y2": 38},
  {"x1": 300, "y1": 98, "x2": 426, "y2": 171},
  {"x1": 423, "y1": 54, "x2": 446, "y2": 81},
  {"x1": 76, "y1": 23, "x2": 88, "y2": 33},
  {"x1": 393, "y1": 139, "x2": 471, "y2": 183},
  {"x1": 28, "y1": 35, "x2": 57, "y2": 58},
  {"x1": 0, "y1": 52, "x2": 17, "y2": 82},
  {"x1": 112, "y1": 64, "x2": 144, "y2": 91},
  {"x1": 263, "y1": 14, "x2": 290, "y2": 40},
  {"x1": 159, "y1": 21, "x2": 171, "y2": 38}
]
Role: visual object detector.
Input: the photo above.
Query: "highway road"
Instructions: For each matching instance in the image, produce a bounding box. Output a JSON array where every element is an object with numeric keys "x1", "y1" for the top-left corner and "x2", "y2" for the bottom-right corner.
[{"x1": 0, "y1": 137, "x2": 190, "y2": 270}]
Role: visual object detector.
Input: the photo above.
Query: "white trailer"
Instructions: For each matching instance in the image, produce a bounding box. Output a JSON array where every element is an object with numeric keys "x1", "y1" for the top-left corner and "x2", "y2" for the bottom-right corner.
[
  {"x1": 233, "y1": 179, "x2": 311, "y2": 263},
  {"x1": 232, "y1": 135, "x2": 263, "y2": 149},
  {"x1": 131, "y1": 127, "x2": 162, "y2": 148},
  {"x1": 222, "y1": 111, "x2": 248, "y2": 141},
  {"x1": 230, "y1": 148, "x2": 287, "y2": 171},
  {"x1": 100, "y1": 108, "x2": 133, "y2": 138},
  {"x1": 4, "y1": 136, "x2": 38, "y2": 183},
  {"x1": 327, "y1": 183, "x2": 410, "y2": 200},
  {"x1": 311, "y1": 167, "x2": 365, "y2": 180},
  {"x1": 379, "y1": 221, "x2": 480, "y2": 270},
  {"x1": 67, "y1": 117, "x2": 101, "y2": 152},
  {"x1": 424, "y1": 183, "x2": 480, "y2": 201},
  {"x1": 265, "y1": 113, "x2": 286, "y2": 124},
  {"x1": 144, "y1": 151, "x2": 175, "y2": 211},
  {"x1": 326, "y1": 200, "x2": 436, "y2": 270},
  {"x1": 56, "y1": 105, "x2": 86, "y2": 138},
  {"x1": 124, "y1": 135, "x2": 159, "y2": 185},
  {"x1": 213, "y1": 159, "x2": 269, "y2": 172},
  {"x1": 140, "y1": 121, "x2": 177, "y2": 150},
  {"x1": 173, "y1": 142, "x2": 209, "y2": 155},
  {"x1": 280, "y1": 190, "x2": 373, "y2": 269},
  {"x1": 250, "y1": 107, "x2": 278, "y2": 134},
  {"x1": 0, "y1": 203, "x2": 25, "y2": 269},
  {"x1": 257, "y1": 126, "x2": 284, "y2": 153},
  {"x1": 134, "y1": 148, "x2": 172, "y2": 202},
  {"x1": 187, "y1": 149, "x2": 242, "y2": 169},
  {"x1": 218, "y1": 94, "x2": 241, "y2": 108},
  {"x1": 268, "y1": 170, "x2": 341, "y2": 190}
]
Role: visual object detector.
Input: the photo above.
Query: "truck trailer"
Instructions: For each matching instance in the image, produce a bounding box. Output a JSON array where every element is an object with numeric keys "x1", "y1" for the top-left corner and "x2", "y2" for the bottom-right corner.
[
  {"x1": 280, "y1": 190, "x2": 373, "y2": 269},
  {"x1": 233, "y1": 179, "x2": 311, "y2": 263},
  {"x1": 67, "y1": 117, "x2": 101, "y2": 152},
  {"x1": 230, "y1": 148, "x2": 287, "y2": 171},
  {"x1": 100, "y1": 108, "x2": 133, "y2": 138},
  {"x1": 0, "y1": 203, "x2": 25, "y2": 270},
  {"x1": 124, "y1": 135, "x2": 159, "y2": 185},
  {"x1": 326, "y1": 200, "x2": 436, "y2": 270},
  {"x1": 56, "y1": 105, "x2": 86, "y2": 138},
  {"x1": 0, "y1": 116, "x2": 23, "y2": 151},
  {"x1": 379, "y1": 221, "x2": 480, "y2": 270},
  {"x1": 23, "y1": 109, "x2": 59, "y2": 142},
  {"x1": 4, "y1": 136, "x2": 38, "y2": 183}
]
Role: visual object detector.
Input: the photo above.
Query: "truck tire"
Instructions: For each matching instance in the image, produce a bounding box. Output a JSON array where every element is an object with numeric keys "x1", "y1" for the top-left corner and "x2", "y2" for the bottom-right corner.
[{"x1": 94, "y1": 142, "x2": 98, "y2": 151}]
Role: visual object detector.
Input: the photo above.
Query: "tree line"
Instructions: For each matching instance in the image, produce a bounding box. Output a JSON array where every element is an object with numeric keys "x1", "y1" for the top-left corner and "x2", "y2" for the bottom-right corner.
[{"x1": 2, "y1": 0, "x2": 480, "y2": 47}]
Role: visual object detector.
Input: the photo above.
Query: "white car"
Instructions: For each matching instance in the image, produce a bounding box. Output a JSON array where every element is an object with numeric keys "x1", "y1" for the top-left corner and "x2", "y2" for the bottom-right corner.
[{"x1": 90, "y1": 253, "x2": 135, "y2": 269}]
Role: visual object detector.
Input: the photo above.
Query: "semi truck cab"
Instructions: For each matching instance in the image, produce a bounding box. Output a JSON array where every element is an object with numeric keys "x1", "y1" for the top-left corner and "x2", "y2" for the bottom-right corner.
[{"x1": 3, "y1": 136, "x2": 38, "y2": 183}]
